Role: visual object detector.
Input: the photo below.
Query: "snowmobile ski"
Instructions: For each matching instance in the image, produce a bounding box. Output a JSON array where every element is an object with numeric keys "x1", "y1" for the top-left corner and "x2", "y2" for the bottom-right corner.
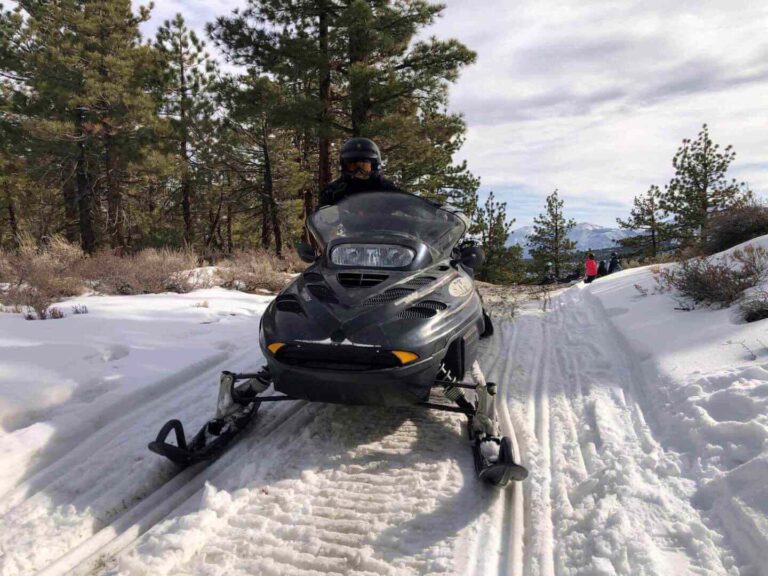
[
  {"x1": 472, "y1": 435, "x2": 529, "y2": 486},
  {"x1": 148, "y1": 370, "x2": 289, "y2": 467}
]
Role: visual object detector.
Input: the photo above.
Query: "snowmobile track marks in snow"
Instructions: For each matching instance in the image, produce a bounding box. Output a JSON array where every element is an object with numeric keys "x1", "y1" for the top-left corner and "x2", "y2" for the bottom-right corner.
[
  {"x1": 115, "y1": 404, "x2": 496, "y2": 576},
  {"x1": 34, "y1": 400, "x2": 312, "y2": 576}
]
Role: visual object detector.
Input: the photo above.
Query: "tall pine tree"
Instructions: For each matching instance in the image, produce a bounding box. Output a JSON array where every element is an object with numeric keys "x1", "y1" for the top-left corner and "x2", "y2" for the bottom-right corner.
[
  {"x1": 155, "y1": 14, "x2": 218, "y2": 246},
  {"x1": 660, "y1": 124, "x2": 748, "y2": 245},
  {"x1": 527, "y1": 190, "x2": 576, "y2": 277},
  {"x1": 1, "y1": 0, "x2": 160, "y2": 251},
  {"x1": 208, "y1": 0, "x2": 479, "y2": 211}
]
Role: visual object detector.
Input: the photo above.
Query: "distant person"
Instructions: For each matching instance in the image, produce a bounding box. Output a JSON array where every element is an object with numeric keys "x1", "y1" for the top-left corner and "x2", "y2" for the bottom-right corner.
[
  {"x1": 597, "y1": 260, "x2": 608, "y2": 277},
  {"x1": 585, "y1": 253, "x2": 598, "y2": 283},
  {"x1": 608, "y1": 252, "x2": 621, "y2": 274}
]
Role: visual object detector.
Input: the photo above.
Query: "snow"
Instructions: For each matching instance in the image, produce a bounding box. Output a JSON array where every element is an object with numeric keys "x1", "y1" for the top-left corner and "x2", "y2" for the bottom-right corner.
[{"x1": 2, "y1": 239, "x2": 768, "y2": 575}]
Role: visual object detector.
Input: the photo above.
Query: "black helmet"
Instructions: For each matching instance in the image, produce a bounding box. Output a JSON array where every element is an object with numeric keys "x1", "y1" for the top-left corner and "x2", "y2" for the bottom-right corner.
[{"x1": 339, "y1": 137, "x2": 381, "y2": 178}]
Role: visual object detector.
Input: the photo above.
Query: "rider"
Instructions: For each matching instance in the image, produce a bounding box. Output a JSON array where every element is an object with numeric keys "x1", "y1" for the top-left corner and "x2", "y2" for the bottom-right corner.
[{"x1": 319, "y1": 137, "x2": 401, "y2": 207}]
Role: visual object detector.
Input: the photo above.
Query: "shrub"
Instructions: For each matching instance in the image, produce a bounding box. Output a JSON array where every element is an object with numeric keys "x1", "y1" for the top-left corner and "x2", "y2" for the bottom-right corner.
[
  {"x1": 704, "y1": 202, "x2": 768, "y2": 255},
  {"x1": 216, "y1": 250, "x2": 290, "y2": 293},
  {"x1": 741, "y1": 292, "x2": 768, "y2": 323},
  {"x1": 660, "y1": 246, "x2": 768, "y2": 307},
  {"x1": 78, "y1": 248, "x2": 201, "y2": 295},
  {"x1": 48, "y1": 307, "x2": 65, "y2": 319},
  {"x1": 1, "y1": 235, "x2": 86, "y2": 317}
]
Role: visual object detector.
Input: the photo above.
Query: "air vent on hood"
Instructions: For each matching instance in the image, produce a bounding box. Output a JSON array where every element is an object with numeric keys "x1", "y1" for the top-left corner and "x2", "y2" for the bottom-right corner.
[
  {"x1": 275, "y1": 294, "x2": 303, "y2": 314},
  {"x1": 398, "y1": 300, "x2": 447, "y2": 319},
  {"x1": 404, "y1": 276, "x2": 436, "y2": 288},
  {"x1": 303, "y1": 271, "x2": 323, "y2": 283},
  {"x1": 364, "y1": 287, "x2": 414, "y2": 306},
  {"x1": 337, "y1": 273, "x2": 388, "y2": 287},
  {"x1": 307, "y1": 284, "x2": 339, "y2": 304}
]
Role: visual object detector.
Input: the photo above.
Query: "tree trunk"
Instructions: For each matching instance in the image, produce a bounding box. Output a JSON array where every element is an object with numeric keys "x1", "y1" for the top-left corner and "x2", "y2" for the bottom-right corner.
[
  {"x1": 104, "y1": 132, "x2": 124, "y2": 249},
  {"x1": 261, "y1": 202, "x2": 271, "y2": 249},
  {"x1": 318, "y1": 3, "x2": 333, "y2": 192},
  {"x1": 75, "y1": 108, "x2": 96, "y2": 253},
  {"x1": 179, "y1": 47, "x2": 193, "y2": 246},
  {"x1": 348, "y1": 21, "x2": 368, "y2": 135},
  {"x1": 61, "y1": 169, "x2": 79, "y2": 243},
  {"x1": 3, "y1": 179, "x2": 20, "y2": 249},
  {"x1": 261, "y1": 130, "x2": 282, "y2": 257},
  {"x1": 301, "y1": 137, "x2": 316, "y2": 243},
  {"x1": 226, "y1": 202, "x2": 233, "y2": 254},
  {"x1": 205, "y1": 191, "x2": 224, "y2": 251}
]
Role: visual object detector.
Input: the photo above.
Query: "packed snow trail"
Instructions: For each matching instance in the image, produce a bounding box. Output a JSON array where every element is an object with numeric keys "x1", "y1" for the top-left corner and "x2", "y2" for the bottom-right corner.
[
  {"x1": 487, "y1": 282, "x2": 744, "y2": 576},
  {"x1": 115, "y1": 405, "x2": 491, "y2": 575},
  {"x1": 4, "y1": 259, "x2": 768, "y2": 575}
]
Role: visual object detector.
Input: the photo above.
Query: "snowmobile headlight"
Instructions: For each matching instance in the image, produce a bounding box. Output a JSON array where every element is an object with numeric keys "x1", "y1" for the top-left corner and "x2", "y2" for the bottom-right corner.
[
  {"x1": 392, "y1": 350, "x2": 419, "y2": 365},
  {"x1": 330, "y1": 244, "x2": 415, "y2": 268}
]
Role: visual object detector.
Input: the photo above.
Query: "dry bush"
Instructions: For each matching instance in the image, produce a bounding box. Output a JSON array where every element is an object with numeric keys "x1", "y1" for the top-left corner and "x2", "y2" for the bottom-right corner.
[
  {"x1": 660, "y1": 246, "x2": 768, "y2": 307},
  {"x1": 79, "y1": 248, "x2": 200, "y2": 295},
  {"x1": 1, "y1": 235, "x2": 86, "y2": 318},
  {"x1": 216, "y1": 250, "x2": 293, "y2": 294},
  {"x1": 704, "y1": 202, "x2": 768, "y2": 255}
]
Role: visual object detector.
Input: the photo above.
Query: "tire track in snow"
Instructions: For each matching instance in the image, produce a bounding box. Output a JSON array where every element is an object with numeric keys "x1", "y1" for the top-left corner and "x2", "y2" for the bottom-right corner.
[
  {"x1": 4, "y1": 316, "x2": 530, "y2": 576},
  {"x1": 0, "y1": 347, "x2": 248, "y2": 516}
]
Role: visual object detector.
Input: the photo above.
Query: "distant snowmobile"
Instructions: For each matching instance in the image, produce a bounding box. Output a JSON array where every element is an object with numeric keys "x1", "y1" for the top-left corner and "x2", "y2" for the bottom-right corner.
[{"x1": 149, "y1": 191, "x2": 528, "y2": 486}]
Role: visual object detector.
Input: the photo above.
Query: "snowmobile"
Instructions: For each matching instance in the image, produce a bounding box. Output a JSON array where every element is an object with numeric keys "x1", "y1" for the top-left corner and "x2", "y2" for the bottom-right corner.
[{"x1": 149, "y1": 191, "x2": 528, "y2": 486}]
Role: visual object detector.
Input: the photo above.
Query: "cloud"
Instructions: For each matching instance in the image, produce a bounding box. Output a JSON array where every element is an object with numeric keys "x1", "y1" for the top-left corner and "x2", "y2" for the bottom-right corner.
[{"x1": 426, "y1": 0, "x2": 768, "y2": 226}]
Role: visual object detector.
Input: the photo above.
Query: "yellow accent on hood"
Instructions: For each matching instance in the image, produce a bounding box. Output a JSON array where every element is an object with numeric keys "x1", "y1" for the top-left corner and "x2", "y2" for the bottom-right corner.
[{"x1": 392, "y1": 350, "x2": 419, "y2": 364}]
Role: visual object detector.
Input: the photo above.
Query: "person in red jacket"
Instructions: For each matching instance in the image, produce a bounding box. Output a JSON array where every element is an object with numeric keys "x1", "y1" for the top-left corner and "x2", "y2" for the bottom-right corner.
[{"x1": 585, "y1": 253, "x2": 598, "y2": 283}]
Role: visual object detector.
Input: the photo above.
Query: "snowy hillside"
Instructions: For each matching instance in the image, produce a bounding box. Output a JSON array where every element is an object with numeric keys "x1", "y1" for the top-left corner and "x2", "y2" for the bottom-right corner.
[
  {"x1": 1, "y1": 239, "x2": 767, "y2": 575},
  {"x1": 508, "y1": 222, "x2": 636, "y2": 257}
]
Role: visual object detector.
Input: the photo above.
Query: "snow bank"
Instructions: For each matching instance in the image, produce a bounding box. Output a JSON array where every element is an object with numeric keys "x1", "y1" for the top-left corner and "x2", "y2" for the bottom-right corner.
[{"x1": 585, "y1": 239, "x2": 768, "y2": 573}]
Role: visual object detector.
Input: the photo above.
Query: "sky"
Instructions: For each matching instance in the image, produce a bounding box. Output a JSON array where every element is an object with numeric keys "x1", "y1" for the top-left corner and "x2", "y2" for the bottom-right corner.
[{"x1": 136, "y1": 0, "x2": 768, "y2": 228}]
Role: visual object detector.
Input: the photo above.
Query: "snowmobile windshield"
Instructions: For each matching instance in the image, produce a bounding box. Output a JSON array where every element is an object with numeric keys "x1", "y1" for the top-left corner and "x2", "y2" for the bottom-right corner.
[{"x1": 309, "y1": 191, "x2": 467, "y2": 263}]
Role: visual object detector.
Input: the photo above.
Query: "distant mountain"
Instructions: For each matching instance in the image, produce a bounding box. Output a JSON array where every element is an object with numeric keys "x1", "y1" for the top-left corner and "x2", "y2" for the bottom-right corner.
[{"x1": 507, "y1": 223, "x2": 636, "y2": 258}]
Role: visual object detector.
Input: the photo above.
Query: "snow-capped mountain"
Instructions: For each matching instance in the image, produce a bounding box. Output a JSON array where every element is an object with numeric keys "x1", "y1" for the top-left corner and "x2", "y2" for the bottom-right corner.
[{"x1": 507, "y1": 222, "x2": 636, "y2": 257}]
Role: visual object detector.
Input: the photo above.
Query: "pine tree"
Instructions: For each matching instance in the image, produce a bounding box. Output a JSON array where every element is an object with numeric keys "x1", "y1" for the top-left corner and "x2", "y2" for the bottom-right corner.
[
  {"x1": 209, "y1": 0, "x2": 479, "y2": 211},
  {"x1": 155, "y1": 14, "x2": 217, "y2": 246},
  {"x1": 209, "y1": 0, "x2": 340, "y2": 218},
  {"x1": 660, "y1": 124, "x2": 748, "y2": 245},
  {"x1": 616, "y1": 185, "x2": 669, "y2": 258},
  {"x1": 1, "y1": 0, "x2": 160, "y2": 251},
  {"x1": 474, "y1": 191, "x2": 522, "y2": 284},
  {"x1": 527, "y1": 190, "x2": 576, "y2": 277}
]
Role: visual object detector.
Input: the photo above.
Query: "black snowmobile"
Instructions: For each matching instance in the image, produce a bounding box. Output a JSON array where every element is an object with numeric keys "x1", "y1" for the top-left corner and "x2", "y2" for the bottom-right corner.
[{"x1": 149, "y1": 191, "x2": 528, "y2": 486}]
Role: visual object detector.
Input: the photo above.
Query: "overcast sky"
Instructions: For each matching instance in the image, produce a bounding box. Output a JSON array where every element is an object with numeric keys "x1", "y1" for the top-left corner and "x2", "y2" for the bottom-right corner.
[{"x1": 139, "y1": 0, "x2": 768, "y2": 228}]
